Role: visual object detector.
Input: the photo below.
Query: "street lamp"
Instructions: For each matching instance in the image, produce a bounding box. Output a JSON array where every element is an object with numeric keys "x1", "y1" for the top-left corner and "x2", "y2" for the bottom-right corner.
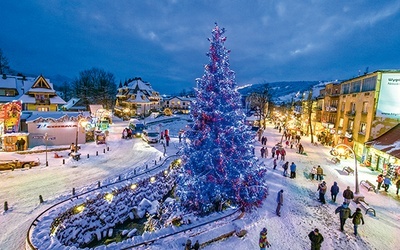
[{"x1": 335, "y1": 143, "x2": 361, "y2": 196}]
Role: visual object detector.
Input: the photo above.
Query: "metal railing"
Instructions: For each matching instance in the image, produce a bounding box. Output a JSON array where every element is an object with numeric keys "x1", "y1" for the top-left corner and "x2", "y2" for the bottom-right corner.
[{"x1": 26, "y1": 154, "x2": 180, "y2": 249}]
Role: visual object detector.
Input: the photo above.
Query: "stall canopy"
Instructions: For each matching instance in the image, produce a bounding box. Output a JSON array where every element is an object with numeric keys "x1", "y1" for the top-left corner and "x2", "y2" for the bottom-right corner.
[{"x1": 365, "y1": 124, "x2": 400, "y2": 159}]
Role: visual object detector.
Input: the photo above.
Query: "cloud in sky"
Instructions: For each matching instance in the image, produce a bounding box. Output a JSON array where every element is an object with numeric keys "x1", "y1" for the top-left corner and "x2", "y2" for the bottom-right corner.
[{"x1": 1, "y1": 0, "x2": 400, "y2": 94}]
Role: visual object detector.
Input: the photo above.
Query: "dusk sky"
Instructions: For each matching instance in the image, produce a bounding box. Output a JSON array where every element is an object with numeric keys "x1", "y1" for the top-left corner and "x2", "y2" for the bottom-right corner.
[{"x1": 1, "y1": 0, "x2": 400, "y2": 94}]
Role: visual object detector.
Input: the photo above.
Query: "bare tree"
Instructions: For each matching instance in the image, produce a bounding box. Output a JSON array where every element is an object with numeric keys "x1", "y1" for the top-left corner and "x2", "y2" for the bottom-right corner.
[
  {"x1": 247, "y1": 83, "x2": 273, "y2": 128},
  {"x1": 0, "y1": 49, "x2": 11, "y2": 74},
  {"x1": 303, "y1": 89, "x2": 315, "y2": 143},
  {"x1": 72, "y1": 68, "x2": 117, "y2": 109}
]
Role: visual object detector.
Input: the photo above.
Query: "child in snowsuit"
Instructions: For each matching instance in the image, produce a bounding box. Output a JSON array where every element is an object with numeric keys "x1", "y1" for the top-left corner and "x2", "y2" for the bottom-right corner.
[{"x1": 259, "y1": 227, "x2": 271, "y2": 249}]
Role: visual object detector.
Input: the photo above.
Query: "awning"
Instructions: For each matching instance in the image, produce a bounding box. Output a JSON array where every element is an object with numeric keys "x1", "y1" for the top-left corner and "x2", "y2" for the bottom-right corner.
[{"x1": 365, "y1": 124, "x2": 400, "y2": 159}]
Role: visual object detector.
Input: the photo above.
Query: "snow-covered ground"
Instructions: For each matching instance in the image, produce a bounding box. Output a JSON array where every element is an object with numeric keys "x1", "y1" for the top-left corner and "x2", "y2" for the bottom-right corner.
[{"x1": 1, "y1": 115, "x2": 399, "y2": 250}]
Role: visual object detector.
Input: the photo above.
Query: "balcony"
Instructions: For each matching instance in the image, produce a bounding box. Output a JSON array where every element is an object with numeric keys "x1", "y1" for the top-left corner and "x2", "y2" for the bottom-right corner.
[
  {"x1": 35, "y1": 99, "x2": 50, "y2": 105},
  {"x1": 346, "y1": 110, "x2": 356, "y2": 117}
]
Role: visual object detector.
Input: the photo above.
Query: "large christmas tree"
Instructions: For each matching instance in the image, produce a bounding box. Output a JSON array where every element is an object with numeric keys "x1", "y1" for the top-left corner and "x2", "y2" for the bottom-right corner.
[{"x1": 176, "y1": 24, "x2": 268, "y2": 214}]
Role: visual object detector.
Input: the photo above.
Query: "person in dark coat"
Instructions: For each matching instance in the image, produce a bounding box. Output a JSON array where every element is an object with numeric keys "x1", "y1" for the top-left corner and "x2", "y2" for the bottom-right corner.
[
  {"x1": 282, "y1": 161, "x2": 289, "y2": 177},
  {"x1": 276, "y1": 190, "x2": 284, "y2": 217},
  {"x1": 335, "y1": 202, "x2": 352, "y2": 231},
  {"x1": 351, "y1": 207, "x2": 365, "y2": 236},
  {"x1": 308, "y1": 228, "x2": 324, "y2": 250},
  {"x1": 396, "y1": 179, "x2": 400, "y2": 195},
  {"x1": 184, "y1": 239, "x2": 192, "y2": 250},
  {"x1": 193, "y1": 240, "x2": 200, "y2": 250},
  {"x1": 343, "y1": 186, "x2": 354, "y2": 204},
  {"x1": 330, "y1": 181, "x2": 340, "y2": 202},
  {"x1": 290, "y1": 162, "x2": 297, "y2": 179}
]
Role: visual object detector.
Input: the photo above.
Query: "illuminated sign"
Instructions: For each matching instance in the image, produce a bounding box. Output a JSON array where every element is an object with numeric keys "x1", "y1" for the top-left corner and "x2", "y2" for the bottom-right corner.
[{"x1": 376, "y1": 73, "x2": 400, "y2": 118}]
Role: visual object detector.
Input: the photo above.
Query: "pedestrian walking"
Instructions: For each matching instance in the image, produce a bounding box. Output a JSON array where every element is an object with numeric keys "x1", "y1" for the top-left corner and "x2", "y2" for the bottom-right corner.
[
  {"x1": 273, "y1": 158, "x2": 277, "y2": 170},
  {"x1": 335, "y1": 202, "x2": 352, "y2": 231},
  {"x1": 259, "y1": 227, "x2": 271, "y2": 249},
  {"x1": 308, "y1": 228, "x2": 324, "y2": 250},
  {"x1": 260, "y1": 147, "x2": 266, "y2": 158},
  {"x1": 310, "y1": 166, "x2": 317, "y2": 180},
  {"x1": 276, "y1": 190, "x2": 283, "y2": 217},
  {"x1": 396, "y1": 179, "x2": 400, "y2": 195},
  {"x1": 282, "y1": 161, "x2": 289, "y2": 177},
  {"x1": 276, "y1": 148, "x2": 281, "y2": 160},
  {"x1": 193, "y1": 240, "x2": 200, "y2": 250},
  {"x1": 185, "y1": 239, "x2": 192, "y2": 250},
  {"x1": 290, "y1": 162, "x2": 297, "y2": 179},
  {"x1": 383, "y1": 176, "x2": 392, "y2": 192},
  {"x1": 280, "y1": 148, "x2": 286, "y2": 161},
  {"x1": 330, "y1": 182, "x2": 340, "y2": 203},
  {"x1": 343, "y1": 186, "x2": 354, "y2": 204},
  {"x1": 316, "y1": 165, "x2": 324, "y2": 181},
  {"x1": 317, "y1": 181, "x2": 327, "y2": 204},
  {"x1": 264, "y1": 146, "x2": 268, "y2": 158},
  {"x1": 351, "y1": 208, "x2": 364, "y2": 236},
  {"x1": 271, "y1": 146, "x2": 276, "y2": 158},
  {"x1": 376, "y1": 174, "x2": 384, "y2": 191}
]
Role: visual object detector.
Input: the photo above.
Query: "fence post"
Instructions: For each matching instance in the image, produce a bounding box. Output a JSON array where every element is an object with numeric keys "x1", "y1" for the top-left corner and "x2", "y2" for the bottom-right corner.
[
  {"x1": 103, "y1": 149, "x2": 106, "y2": 154},
  {"x1": 4, "y1": 201, "x2": 8, "y2": 212},
  {"x1": 39, "y1": 195, "x2": 44, "y2": 204},
  {"x1": 96, "y1": 151, "x2": 98, "y2": 156},
  {"x1": 87, "y1": 154, "x2": 89, "y2": 158},
  {"x1": 154, "y1": 160, "x2": 157, "y2": 165},
  {"x1": 118, "y1": 175, "x2": 121, "y2": 181},
  {"x1": 134, "y1": 169, "x2": 136, "y2": 175},
  {"x1": 98, "y1": 181, "x2": 101, "y2": 188},
  {"x1": 160, "y1": 156, "x2": 162, "y2": 161},
  {"x1": 63, "y1": 159, "x2": 65, "y2": 164},
  {"x1": 72, "y1": 188, "x2": 75, "y2": 196},
  {"x1": 107, "y1": 147, "x2": 110, "y2": 151}
]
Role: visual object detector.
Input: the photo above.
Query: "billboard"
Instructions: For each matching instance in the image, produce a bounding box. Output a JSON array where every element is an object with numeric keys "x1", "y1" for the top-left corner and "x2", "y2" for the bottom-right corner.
[
  {"x1": 376, "y1": 73, "x2": 400, "y2": 118},
  {"x1": 2, "y1": 101, "x2": 22, "y2": 132}
]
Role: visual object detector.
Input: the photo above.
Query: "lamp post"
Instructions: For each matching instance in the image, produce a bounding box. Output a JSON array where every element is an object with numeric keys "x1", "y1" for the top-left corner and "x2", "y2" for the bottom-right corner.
[
  {"x1": 335, "y1": 143, "x2": 360, "y2": 195},
  {"x1": 45, "y1": 133, "x2": 48, "y2": 166},
  {"x1": 75, "y1": 118, "x2": 88, "y2": 155}
]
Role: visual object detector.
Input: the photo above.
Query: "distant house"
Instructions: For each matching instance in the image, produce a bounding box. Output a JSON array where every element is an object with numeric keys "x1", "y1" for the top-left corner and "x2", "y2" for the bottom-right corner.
[
  {"x1": 0, "y1": 74, "x2": 27, "y2": 104},
  {"x1": 62, "y1": 98, "x2": 87, "y2": 111},
  {"x1": 114, "y1": 77, "x2": 161, "y2": 118},
  {"x1": 162, "y1": 96, "x2": 193, "y2": 114}
]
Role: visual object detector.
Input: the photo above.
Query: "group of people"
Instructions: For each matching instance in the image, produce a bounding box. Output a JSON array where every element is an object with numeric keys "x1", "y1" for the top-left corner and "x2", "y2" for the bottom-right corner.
[
  {"x1": 376, "y1": 174, "x2": 400, "y2": 195},
  {"x1": 121, "y1": 127, "x2": 133, "y2": 139},
  {"x1": 15, "y1": 138, "x2": 26, "y2": 151},
  {"x1": 335, "y1": 202, "x2": 365, "y2": 236},
  {"x1": 310, "y1": 165, "x2": 324, "y2": 181}
]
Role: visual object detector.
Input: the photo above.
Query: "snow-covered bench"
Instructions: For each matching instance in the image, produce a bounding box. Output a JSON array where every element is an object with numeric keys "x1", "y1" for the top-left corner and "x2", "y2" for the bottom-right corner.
[
  {"x1": 342, "y1": 166, "x2": 354, "y2": 175},
  {"x1": 360, "y1": 180, "x2": 376, "y2": 192}
]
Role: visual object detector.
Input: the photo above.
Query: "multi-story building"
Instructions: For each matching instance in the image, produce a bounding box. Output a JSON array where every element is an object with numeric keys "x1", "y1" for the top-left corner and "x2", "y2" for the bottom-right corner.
[
  {"x1": 162, "y1": 96, "x2": 193, "y2": 114},
  {"x1": 114, "y1": 78, "x2": 161, "y2": 118},
  {"x1": 321, "y1": 70, "x2": 400, "y2": 171}
]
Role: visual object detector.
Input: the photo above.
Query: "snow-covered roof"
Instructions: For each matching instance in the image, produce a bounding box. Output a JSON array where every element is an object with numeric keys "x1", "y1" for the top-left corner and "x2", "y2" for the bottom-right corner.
[
  {"x1": 18, "y1": 94, "x2": 66, "y2": 105},
  {"x1": 62, "y1": 98, "x2": 80, "y2": 109},
  {"x1": 24, "y1": 111, "x2": 91, "y2": 122},
  {"x1": 365, "y1": 124, "x2": 400, "y2": 158}
]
